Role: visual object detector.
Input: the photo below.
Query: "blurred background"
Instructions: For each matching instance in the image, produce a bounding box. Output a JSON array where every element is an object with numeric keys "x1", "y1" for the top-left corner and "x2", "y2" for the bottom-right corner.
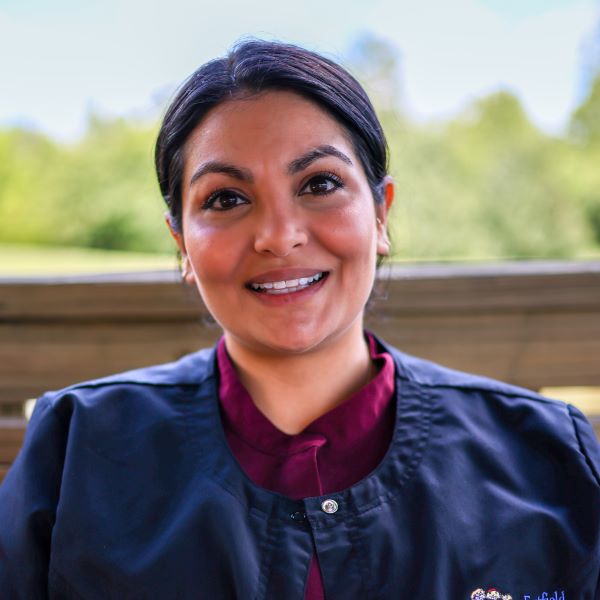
[
  {"x1": 1, "y1": 0, "x2": 600, "y2": 458},
  {"x1": 1, "y1": 0, "x2": 600, "y2": 275}
]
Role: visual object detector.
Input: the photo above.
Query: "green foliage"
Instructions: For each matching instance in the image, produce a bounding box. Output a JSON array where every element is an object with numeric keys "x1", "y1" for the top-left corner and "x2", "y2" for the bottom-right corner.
[
  {"x1": 0, "y1": 129, "x2": 59, "y2": 245},
  {"x1": 1, "y1": 66, "x2": 600, "y2": 261},
  {"x1": 565, "y1": 73, "x2": 600, "y2": 248},
  {"x1": 0, "y1": 115, "x2": 172, "y2": 254},
  {"x1": 382, "y1": 93, "x2": 596, "y2": 260},
  {"x1": 570, "y1": 75, "x2": 600, "y2": 145},
  {"x1": 0, "y1": 243, "x2": 177, "y2": 276},
  {"x1": 342, "y1": 32, "x2": 600, "y2": 260}
]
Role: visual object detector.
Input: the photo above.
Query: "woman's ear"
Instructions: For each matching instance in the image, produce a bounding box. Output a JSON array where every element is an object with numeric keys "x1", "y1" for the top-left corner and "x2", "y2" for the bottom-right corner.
[
  {"x1": 165, "y1": 212, "x2": 195, "y2": 286},
  {"x1": 376, "y1": 176, "x2": 394, "y2": 257}
]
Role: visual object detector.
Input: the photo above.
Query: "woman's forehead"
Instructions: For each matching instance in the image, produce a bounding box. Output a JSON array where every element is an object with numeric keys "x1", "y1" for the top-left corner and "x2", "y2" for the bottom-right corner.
[{"x1": 182, "y1": 90, "x2": 357, "y2": 179}]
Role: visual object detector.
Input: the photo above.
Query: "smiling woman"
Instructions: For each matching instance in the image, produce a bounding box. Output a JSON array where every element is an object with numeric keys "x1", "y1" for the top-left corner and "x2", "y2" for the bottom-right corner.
[
  {"x1": 167, "y1": 90, "x2": 392, "y2": 433},
  {"x1": 1, "y1": 40, "x2": 599, "y2": 600}
]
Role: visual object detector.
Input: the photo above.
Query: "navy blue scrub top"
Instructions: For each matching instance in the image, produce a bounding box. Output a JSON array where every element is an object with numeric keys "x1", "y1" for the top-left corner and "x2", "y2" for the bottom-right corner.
[{"x1": 0, "y1": 338, "x2": 599, "y2": 600}]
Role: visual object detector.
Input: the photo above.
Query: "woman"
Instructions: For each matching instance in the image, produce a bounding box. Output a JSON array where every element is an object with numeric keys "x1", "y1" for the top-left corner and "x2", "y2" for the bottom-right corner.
[{"x1": 1, "y1": 40, "x2": 599, "y2": 600}]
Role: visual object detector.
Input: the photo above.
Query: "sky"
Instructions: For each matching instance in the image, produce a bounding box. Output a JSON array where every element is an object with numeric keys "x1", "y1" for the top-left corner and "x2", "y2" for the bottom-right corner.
[{"x1": 0, "y1": 0, "x2": 598, "y2": 140}]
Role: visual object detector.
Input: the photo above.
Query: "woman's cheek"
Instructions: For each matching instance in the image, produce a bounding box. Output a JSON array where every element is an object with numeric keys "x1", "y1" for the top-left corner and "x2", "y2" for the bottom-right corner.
[
  {"x1": 184, "y1": 224, "x2": 241, "y2": 283},
  {"x1": 318, "y1": 203, "x2": 377, "y2": 258}
]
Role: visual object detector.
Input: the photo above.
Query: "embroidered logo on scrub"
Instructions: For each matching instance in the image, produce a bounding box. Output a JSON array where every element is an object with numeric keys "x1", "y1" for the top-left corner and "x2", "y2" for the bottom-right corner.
[
  {"x1": 471, "y1": 589, "x2": 512, "y2": 600},
  {"x1": 471, "y1": 589, "x2": 566, "y2": 600}
]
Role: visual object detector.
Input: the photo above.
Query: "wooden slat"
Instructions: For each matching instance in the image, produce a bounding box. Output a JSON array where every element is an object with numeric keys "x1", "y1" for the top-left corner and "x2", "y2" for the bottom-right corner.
[
  {"x1": 0, "y1": 466, "x2": 10, "y2": 484},
  {"x1": 0, "y1": 419, "x2": 26, "y2": 483},
  {"x1": 0, "y1": 322, "x2": 220, "y2": 406},
  {"x1": 0, "y1": 273, "x2": 205, "y2": 321},
  {"x1": 370, "y1": 311, "x2": 600, "y2": 389},
  {"x1": 0, "y1": 419, "x2": 25, "y2": 462},
  {"x1": 1, "y1": 261, "x2": 600, "y2": 320},
  {"x1": 379, "y1": 262, "x2": 600, "y2": 313}
]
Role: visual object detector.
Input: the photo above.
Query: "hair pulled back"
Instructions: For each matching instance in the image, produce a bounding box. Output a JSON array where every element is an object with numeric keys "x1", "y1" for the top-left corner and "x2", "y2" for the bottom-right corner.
[{"x1": 155, "y1": 39, "x2": 389, "y2": 232}]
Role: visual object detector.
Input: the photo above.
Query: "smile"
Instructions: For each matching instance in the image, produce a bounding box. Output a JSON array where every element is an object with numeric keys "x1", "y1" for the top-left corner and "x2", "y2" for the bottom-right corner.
[{"x1": 248, "y1": 272, "x2": 328, "y2": 295}]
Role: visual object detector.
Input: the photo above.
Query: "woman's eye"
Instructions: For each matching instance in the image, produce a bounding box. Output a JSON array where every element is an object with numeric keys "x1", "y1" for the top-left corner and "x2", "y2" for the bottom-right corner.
[
  {"x1": 202, "y1": 191, "x2": 248, "y2": 211},
  {"x1": 300, "y1": 174, "x2": 343, "y2": 196}
]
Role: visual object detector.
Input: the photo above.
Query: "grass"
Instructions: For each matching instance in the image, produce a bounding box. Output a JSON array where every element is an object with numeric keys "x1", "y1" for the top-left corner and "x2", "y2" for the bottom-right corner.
[
  {"x1": 2, "y1": 242, "x2": 599, "y2": 278},
  {"x1": 0, "y1": 243, "x2": 179, "y2": 276}
]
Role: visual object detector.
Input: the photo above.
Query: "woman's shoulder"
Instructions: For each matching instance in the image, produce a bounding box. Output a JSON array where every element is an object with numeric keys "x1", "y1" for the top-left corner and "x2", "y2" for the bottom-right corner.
[
  {"x1": 380, "y1": 337, "x2": 573, "y2": 422},
  {"x1": 382, "y1": 338, "x2": 549, "y2": 400},
  {"x1": 44, "y1": 346, "x2": 216, "y2": 402},
  {"x1": 380, "y1": 338, "x2": 600, "y2": 491},
  {"x1": 28, "y1": 346, "x2": 219, "y2": 436}
]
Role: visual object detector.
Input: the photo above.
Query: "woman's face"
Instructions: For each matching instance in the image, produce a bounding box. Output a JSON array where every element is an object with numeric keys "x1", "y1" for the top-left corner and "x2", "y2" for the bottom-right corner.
[{"x1": 171, "y1": 90, "x2": 393, "y2": 356}]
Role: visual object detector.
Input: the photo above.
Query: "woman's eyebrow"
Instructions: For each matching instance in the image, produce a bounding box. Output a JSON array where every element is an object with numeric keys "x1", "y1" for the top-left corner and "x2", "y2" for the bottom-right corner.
[
  {"x1": 287, "y1": 145, "x2": 353, "y2": 174},
  {"x1": 188, "y1": 146, "x2": 352, "y2": 188},
  {"x1": 189, "y1": 161, "x2": 254, "y2": 188}
]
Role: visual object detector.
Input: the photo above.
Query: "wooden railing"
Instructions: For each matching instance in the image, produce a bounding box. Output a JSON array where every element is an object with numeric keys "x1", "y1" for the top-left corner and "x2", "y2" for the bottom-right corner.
[{"x1": 1, "y1": 260, "x2": 599, "y2": 481}]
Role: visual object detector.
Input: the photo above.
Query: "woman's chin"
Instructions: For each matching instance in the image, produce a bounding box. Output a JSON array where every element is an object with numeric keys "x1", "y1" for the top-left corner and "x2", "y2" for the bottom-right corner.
[
  {"x1": 223, "y1": 326, "x2": 327, "y2": 357},
  {"x1": 228, "y1": 320, "x2": 362, "y2": 358},
  {"x1": 256, "y1": 332, "x2": 326, "y2": 356}
]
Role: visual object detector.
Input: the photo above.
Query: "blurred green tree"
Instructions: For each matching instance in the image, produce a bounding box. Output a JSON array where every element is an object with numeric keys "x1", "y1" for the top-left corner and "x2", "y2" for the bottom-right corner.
[
  {"x1": 568, "y1": 71, "x2": 600, "y2": 246},
  {"x1": 1, "y1": 36, "x2": 599, "y2": 262}
]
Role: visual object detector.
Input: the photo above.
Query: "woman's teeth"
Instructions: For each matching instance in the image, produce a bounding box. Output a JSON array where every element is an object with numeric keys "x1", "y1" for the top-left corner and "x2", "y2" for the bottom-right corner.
[{"x1": 250, "y1": 272, "x2": 326, "y2": 294}]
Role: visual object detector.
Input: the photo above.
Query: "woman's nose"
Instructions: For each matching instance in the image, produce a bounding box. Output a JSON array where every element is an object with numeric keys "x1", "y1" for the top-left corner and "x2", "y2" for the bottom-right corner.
[{"x1": 253, "y1": 206, "x2": 308, "y2": 257}]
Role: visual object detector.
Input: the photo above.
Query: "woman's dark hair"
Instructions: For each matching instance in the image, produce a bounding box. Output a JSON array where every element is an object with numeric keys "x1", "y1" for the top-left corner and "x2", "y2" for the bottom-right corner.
[{"x1": 155, "y1": 39, "x2": 389, "y2": 232}]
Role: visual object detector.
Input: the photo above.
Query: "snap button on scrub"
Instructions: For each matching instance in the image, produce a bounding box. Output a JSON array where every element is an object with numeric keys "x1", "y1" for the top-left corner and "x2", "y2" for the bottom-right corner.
[
  {"x1": 321, "y1": 499, "x2": 339, "y2": 514},
  {"x1": 290, "y1": 511, "x2": 306, "y2": 522}
]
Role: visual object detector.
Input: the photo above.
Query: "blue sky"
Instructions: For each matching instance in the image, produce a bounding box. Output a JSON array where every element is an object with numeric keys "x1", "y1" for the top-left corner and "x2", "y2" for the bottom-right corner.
[{"x1": 0, "y1": 0, "x2": 598, "y2": 139}]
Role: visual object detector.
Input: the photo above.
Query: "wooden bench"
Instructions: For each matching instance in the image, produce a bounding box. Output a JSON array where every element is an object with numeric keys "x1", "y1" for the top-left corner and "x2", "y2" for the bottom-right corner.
[
  {"x1": 0, "y1": 419, "x2": 25, "y2": 483},
  {"x1": 1, "y1": 260, "x2": 599, "y2": 483}
]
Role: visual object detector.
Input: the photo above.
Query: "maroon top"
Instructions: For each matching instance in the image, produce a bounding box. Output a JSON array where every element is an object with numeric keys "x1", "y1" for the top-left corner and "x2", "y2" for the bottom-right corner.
[{"x1": 217, "y1": 334, "x2": 396, "y2": 600}]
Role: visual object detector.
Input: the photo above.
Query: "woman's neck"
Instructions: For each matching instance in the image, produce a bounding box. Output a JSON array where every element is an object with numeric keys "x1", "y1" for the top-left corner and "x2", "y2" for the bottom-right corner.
[{"x1": 223, "y1": 325, "x2": 373, "y2": 435}]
